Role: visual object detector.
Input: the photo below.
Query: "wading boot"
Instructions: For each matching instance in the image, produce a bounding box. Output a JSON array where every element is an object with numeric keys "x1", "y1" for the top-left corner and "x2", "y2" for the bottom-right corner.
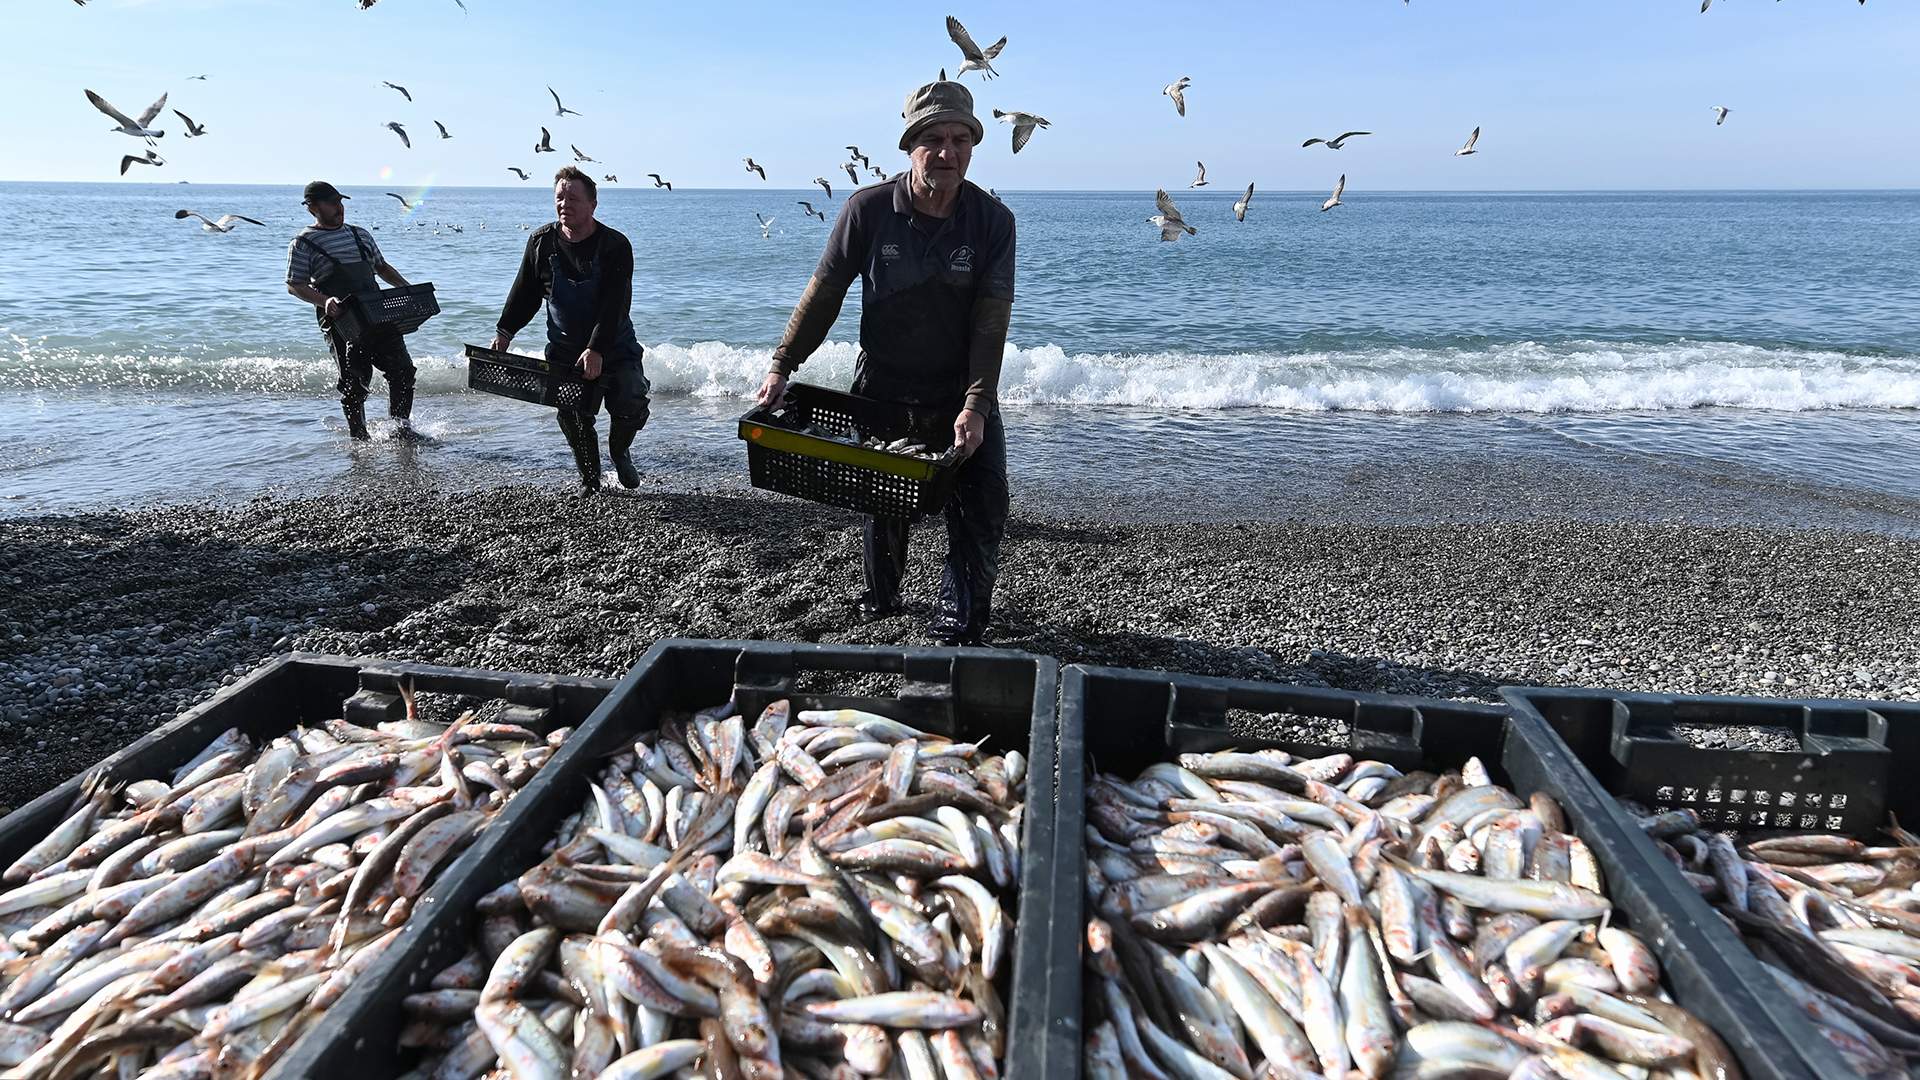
[
  {"x1": 608, "y1": 416, "x2": 642, "y2": 490},
  {"x1": 342, "y1": 401, "x2": 371, "y2": 441},
  {"x1": 556, "y1": 411, "x2": 602, "y2": 495}
]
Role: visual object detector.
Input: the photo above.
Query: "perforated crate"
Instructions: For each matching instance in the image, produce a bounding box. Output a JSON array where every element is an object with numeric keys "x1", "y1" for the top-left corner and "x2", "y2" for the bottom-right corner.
[
  {"x1": 465, "y1": 344, "x2": 590, "y2": 410},
  {"x1": 738, "y1": 382, "x2": 963, "y2": 519},
  {"x1": 335, "y1": 282, "x2": 438, "y2": 343}
]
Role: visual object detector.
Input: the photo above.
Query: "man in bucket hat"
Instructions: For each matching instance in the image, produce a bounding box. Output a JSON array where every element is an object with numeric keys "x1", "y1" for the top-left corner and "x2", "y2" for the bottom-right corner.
[{"x1": 757, "y1": 76, "x2": 1015, "y2": 646}]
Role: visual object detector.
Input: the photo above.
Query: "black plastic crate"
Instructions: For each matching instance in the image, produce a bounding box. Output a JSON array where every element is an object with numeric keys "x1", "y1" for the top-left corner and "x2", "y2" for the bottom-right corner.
[
  {"x1": 739, "y1": 382, "x2": 964, "y2": 519},
  {"x1": 335, "y1": 282, "x2": 439, "y2": 343},
  {"x1": 284, "y1": 638, "x2": 1063, "y2": 1079},
  {"x1": 1054, "y1": 665, "x2": 1833, "y2": 1080},
  {"x1": 464, "y1": 344, "x2": 590, "y2": 410}
]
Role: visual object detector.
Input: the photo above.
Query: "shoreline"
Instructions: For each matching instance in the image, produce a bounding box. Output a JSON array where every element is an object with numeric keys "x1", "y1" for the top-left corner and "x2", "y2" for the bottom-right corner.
[{"x1": 3, "y1": 483, "x2": 1916, "y2": 812}]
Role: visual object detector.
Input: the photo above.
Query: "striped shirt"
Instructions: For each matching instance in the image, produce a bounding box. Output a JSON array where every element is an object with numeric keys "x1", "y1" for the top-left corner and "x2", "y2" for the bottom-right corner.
[{"x1": 285, "y1": 224, "x2": 382, "y2": 287}]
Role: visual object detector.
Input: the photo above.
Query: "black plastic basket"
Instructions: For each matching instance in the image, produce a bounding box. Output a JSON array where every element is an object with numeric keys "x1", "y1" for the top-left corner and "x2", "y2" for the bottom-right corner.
[
  {"x1": 335, "y1": 282, "x2": 439, "y2": 343},
  {"x1": 464, "y1": 344, "x2": 590, "y2": 410},
  {"x1": 739, "y1": 382, "x2": 963, "y2": 519},
  {"x1": 1054, "y1": 666, "x2": 1833, "y2": 1080},
  {"x1": 284, "y1": 639, "x2": 1064, "y2": 1080}
]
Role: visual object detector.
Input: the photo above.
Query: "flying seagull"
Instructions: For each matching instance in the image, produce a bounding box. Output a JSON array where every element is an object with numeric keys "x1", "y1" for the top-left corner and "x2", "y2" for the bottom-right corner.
[
  {"x1": 548, "y1": 86, "x2": 581, "y2": 117},
  {"x1": 119, "y1": 149, "x2": 165, "y2": 176},
  {"x1": 1149, "y1": 189, "x2": 1195, "y2": 241},
  {"x1": 1302, "y1": 131, "x2": 1371, "y2": 150},
  {"x1": 1713, "y1": 105, "x2": 1731, "y2": 126},
  {"x1": 945, "y1": 15, "x2": 1007, "y2": 80},
  {"x1": 846, "y1": 146, "x2": 870, "y2": 168},
  {"x1": 869, "y1": 165, "x2": 886, "y2": 179},
  {"x1": 384, "y1": 192, "x2": 414, "y2": 210},
  {"x1": 797, "y1": 200, "x2": 826, "y2": 221},
  {"x1": 813, "y1": 177, "x2": 833, "y2": 198},
  {"x1": 647, "y1": 174, "x2": 671, "y2": 190},
  {"x1": 174, "y1": 209, "x2": 263, "y2": 233},
  {"x1": 1321, "y1": 174, "x2": 1346, "y2": 212},
  {"x1": 604, "y1": 174, "x2": 618, "y2": 183},
  {"x1": 434, "y1": 120, "x2": 451, "y2": 139},
  {"x1": 186, "y1": 74, "x2": 208, "y2": 81},
  {"x1": 86, "y1": 90, "x2": 167, "y2": 142},
  {"x1": 1163, "y1": 76, "x2": 1191, "y2": 117},
  {"x1": 507, "y1": 167, "x2": 530, "y2": 179},
  {"x1": 172, "y1": 109, "x2": 207, "y2": 137},
  {"x1": 534, "y1": 127, "x2": 554, "y2": 153},
  {"x1": 992, "y1": 109, "x2": 1049, "y2": 153},
  {"x1": 842, "y1": 162, "x2": 860, "y2": 186},
  {"x1": 1454, "y1": 126, "x2": 1481, "y2": 156},
  {"x1": 386, "y1": 121, "x2": 410, "y2": 149},
  {"x1": 1233, "y1": 182, "x2": 1254, "y2": 222},
  {"x1": 744, "y1": 157, "x2": 766, "y2": 180},
  {"x1": 571, "y1": 144, "x2": 596, "y2": 162},
  {"x1": 754, "y1": 212, "x2": 775, "y2": 238},
  {"x1": 382, "y1": 81, "x2": 411, "y2": 102},
  {"x1": 1189, "y1": 161, "x2": 1208, "y2": 188}
]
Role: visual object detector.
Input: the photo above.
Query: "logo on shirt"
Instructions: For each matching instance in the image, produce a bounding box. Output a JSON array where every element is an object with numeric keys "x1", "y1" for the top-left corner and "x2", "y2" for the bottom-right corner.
[
  {"x1": 948, "y1": 245, "x2": 975, "y2": 272},
  {"x1": 880, "y1": 243, "x2": 901, "y2": 261}
]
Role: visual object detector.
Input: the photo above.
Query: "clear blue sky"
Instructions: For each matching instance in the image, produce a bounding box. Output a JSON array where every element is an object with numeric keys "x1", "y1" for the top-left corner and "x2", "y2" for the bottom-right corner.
[{"x1": 4, "y1": 0, "x2": 1916, "y2": 191}]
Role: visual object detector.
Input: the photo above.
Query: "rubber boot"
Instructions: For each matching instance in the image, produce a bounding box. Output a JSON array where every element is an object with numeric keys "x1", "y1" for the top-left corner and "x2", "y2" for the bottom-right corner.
[
  {"x1": 342, "y1": 400, "x2": 370, "y2": 441},
  {"x1": 389, "y1": 377, "x2": 421, "y2": 441},
  {"x1": 556, "y1": 411, "x2": 601, "y2": 494},
  {"x1": 608, "y1": 416, "x2": 642, "y2": 489}
]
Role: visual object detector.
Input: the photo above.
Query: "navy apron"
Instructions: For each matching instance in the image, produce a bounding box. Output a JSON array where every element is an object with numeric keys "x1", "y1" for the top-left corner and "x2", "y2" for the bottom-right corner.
[{"x1": 544, "y1": 249, "x2": 649, "y2": 419}]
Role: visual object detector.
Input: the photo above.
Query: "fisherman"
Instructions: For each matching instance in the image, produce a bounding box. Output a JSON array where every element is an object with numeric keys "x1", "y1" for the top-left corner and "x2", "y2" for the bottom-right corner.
[
  {"x1": 285, "y1": 180, "x2": 418, "y2": 441},
  {"x1": 756, "y1": 77, "x2": 1015, "y2": 646},
  {"x1": 491, "y1": 166, "x2": 650, "y2": 493}
]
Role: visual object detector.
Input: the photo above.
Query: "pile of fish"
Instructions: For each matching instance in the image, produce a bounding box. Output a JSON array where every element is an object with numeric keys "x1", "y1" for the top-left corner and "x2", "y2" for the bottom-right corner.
[
  {"x1": 787, "y1": 419, "x2": 948, "y2": 462},
  {"x1": 0, "y1": 697, "x2": 565, "y2": 1079},
  {"x1": 1632, "y1": 803, "x2": 1920, "y2": 1078},
  {"x1": 402, "y1": 698, "x2": 1024, "y2": 1079},
  {"x1": 1081, "y1": 750, "x2": 1743, "y2": 1080}
]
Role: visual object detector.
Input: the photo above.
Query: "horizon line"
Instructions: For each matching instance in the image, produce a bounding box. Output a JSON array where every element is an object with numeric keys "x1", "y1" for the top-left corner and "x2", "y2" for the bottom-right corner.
[{"x1": 5, "y1": 180, "x2": 1920, "y2": 196}]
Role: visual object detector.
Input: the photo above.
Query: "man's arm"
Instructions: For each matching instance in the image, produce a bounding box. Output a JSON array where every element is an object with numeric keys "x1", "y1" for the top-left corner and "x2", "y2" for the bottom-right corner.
[
  {"x1": 963, "y1": 297, "x2": 1012, "y2": 419},
  {"x1": 585, "y1": 233, "x2": 634, "y2": 355},
  {"x1": 491, "y1": 235, "x2": 546, "y2": 349},
  {"x1": 756, "y1": 276, "x2": 851, "y2": 408},
  {"x1": 374, "y1": 259, "x2": 409, "y2": 287}
]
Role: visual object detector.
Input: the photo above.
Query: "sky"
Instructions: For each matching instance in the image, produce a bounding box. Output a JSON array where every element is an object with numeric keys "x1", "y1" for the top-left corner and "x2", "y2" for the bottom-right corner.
[{"x1": 3, "y1": 0, "x2": 1916, "y2": 192}]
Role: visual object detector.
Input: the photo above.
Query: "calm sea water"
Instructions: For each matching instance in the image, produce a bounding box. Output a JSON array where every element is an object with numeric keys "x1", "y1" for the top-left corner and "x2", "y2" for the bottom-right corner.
[{"x1": 1, "y1": 182, "x2": 1917, "y2": 517}]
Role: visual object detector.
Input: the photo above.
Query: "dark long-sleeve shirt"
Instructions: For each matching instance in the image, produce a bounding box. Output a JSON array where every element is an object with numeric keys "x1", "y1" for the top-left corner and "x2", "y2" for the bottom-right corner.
[{"x1": 495, "y1": 221, "x2": 634, "y2": 353}]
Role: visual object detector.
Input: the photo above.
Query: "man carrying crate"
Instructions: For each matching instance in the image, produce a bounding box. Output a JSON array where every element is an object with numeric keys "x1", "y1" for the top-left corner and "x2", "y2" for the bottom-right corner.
[
  {"x1": 755, "y1": 77, "x2": 1014, "y2": 646},
  {"x1": 285, "y1": 180, "x2": 419, "y2": 441},
  {"x1": 491, "y1": 166, "x2": 651, "y2": 493}
]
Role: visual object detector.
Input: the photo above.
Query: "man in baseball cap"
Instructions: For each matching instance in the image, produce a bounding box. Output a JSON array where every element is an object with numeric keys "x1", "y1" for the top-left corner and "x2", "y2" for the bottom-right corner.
[{"x1": 756, "y1": 76, "x2": 1016, "y2": 646}]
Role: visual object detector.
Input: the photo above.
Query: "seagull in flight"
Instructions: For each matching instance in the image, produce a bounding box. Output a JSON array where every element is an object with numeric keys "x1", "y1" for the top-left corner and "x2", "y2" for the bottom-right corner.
[
  {"x1": 744, "y1": 157, "x2": 767, "y2": 180},
  {"x1": 174, "y1": 209, "x2": 264, "y2": 232},
  {"x1": 1233, "y1": 182, "x2": 1254, "y2": 222},
  {"x1": 754, "y1": 212, "x2": 775, "y2": 238},
  {"x1": 945, "y1": 15, "x2": 1007, "y2": 80},
  {"x1": 842, "y1": 162, "x2": 860, "y2": 186},
  {"x1": 797, "y1": 200, "x2": 826, "y2": 221},
  {"x1": 86, "y1": 90, "x2": 168, "y2": 142},
  {"x1": 869, "y1": 165, "x2": 886, "y2": 179},
  {"x1": 548, "y1": 86, "x2": 581, "y2": 117},
  {"x1": 386, "y1": 121, "x2": 410, "y2": 149},
  {"x1": 647, "y1": 174, "x2": 671, "y2": 190},
  {"x1": 1713, "y1": 105, "x2": 1731, "y2": 126},
  {"x1": 992, "y1": 109, "x2": 1049, "y2": 153},
  {"x1": 1189, "y1": 161, "x2": 1208, "y2": 188},
  {"x1": 1454, "y1": 126, "x2": 1481, "y2": 156},
  {"x1": 173, "y1": 109, "x2": 207, "y2": 138},
  {"x1": 434, "y1": 120, "x2": 452, "y2": 139},
  {"x1": 1302, "y1": 131, "x2": 1371, "y2": 150},
  {"x1": 1163, "y1": 76, "x2": 1191, "y2": 117},
  {"x1": 382, "y1": 81, "x2": 411, "y2": 102},
  {"x1": 534, "y1": 127, "x2": 554, "y2": 153},
  {"x1": 1321, "y1": 174, "x2": 1346, "y2": 212},
  {"x1": 186, "y1": 74, "x2": 209, "y2": 81},
  {"x1": 507, "y1": 167, "x2": 531, "y2": 179},
  {"x1": 384, "y1": 192, "x2": 414, "y2": 210},
  {"x1": 1148, "y1": 189, "x2": 1195, "y2": 241},
  {"x1": 571, "y1": 144, "x2": 596, "y2": 162},
  {"x1": 604, "y1": 174, "x2": 618, "y2": 183},
  {"x1": 119, "y1": 149, "x2": 165, "y2": 176},
  {"x1": 813, "y1": 177, "x2": 833, "y2": 198},
  {"x1": 846, "y1": 146, "x2": 870, "y2": 168}
]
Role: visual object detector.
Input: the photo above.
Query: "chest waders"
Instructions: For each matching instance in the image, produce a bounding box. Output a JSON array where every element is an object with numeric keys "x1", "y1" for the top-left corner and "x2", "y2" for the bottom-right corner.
[
  {"x1": 545, "y1": 247, "x2": 651, "y2": 491},
  {"x1": 301, "y1": 227, "x2": 415, "y2": 439}
]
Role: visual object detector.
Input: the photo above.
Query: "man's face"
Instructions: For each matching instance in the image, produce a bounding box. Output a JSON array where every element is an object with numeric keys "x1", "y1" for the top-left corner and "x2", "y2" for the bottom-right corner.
[
  {"x1": 305, "y1": 197, "x2": 345, "y2": 227},
  {"x1": 909, "y1": 122, "x2": 974, "y2": 193},
  {"x1": 555, "y1": 179, "x2": 595, "y2": 231}
]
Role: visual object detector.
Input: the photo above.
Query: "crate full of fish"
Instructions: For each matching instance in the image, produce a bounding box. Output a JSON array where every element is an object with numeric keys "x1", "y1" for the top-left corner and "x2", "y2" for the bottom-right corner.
[
  {"x1": 281, "y1": 638, "x2": 1064, "y2": 1080},
  {"x1": 336, "y1": 282, "x2": 439, "y2": 344},
  {"x1": 1057, "y1": 665, "x2": 1806, "y2": 1080},
  {"x1": 0, "y1": 653, "x2": 615, "y2": 1079},
  {"x1": 738, "y1": 383, "x2": 964, "y2": 520},
  {"x1": 1509, "y1": 685, "x2": 1920, "y2": 1079},
  {"x1": 464, "y1": 344, "x2": 591, "y2": 411}
]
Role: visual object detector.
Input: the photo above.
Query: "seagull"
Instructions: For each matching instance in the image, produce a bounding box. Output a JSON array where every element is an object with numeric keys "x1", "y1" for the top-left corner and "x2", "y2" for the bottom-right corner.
[
  {"x1": 384, "y1": 192, "x2": 414, "y2": 210},
  {"x1": 798, "y1": 201, "x2": 826, "y2": 221},
  {"x1": 992, "y1": 109, "x2": 1049, "y2": 153},
  {"x1": 846, "y1": 146, "x2": 870, "y2": 168},
  {"x1": 1713, "y1": 105, "x2": 1731, "y2": 126},
  {"x1": 1163, "y1": 77, "x2": 1191, "y2": 117},
  {"x1": 869, "y1": 165, "x2": 886, "y2": 179},
  {"x1": 571, "y1": 144, "x2": 596, "y2": 162},
  {"x1": 548, "y1": 86, "x2": 581, "y2": 117},
  {"x1": 945, "y1": 15, "x2": 1007, "y2": 80},
  {"x1": 813, "y1": 177, "x2": 833, "y2": 198},
  {"x1": 86, "y1": 90, "x2": 167, "y2": 142},
  {"x1": 604, "y1": 174, "x2": 618, "y2": 183},
  {"x1": 382, "y1": 81, "x2": 411, "y2": 102},
  {"x1": 174, "y1": 209, "x2": 264, "y2": 232},
  {"x1": 507, "y1": 167, "x2": 530, "y2": 179},
  {"x1": 1302, "y1": 131, "x2": 1371, "y2": 150},
  {"x1": 754, "y1": 212, "x2": 775, "y2": 238},
  {"x1": 186, "y1": 74, "x2": 208, "y2": 81},
  {"x1": 1454, "y1": 126, "x2": 1481, "y2": 156},
  {"x1": 1321, "y1": 174, "x2": 1345, "y2": 212},
  {"x1": 1233, "y1": 182, "x2": 1254, "y2": 222},
  {"x1": 647, "y1": 174, "x2": 671, "y2": 190},
  {"x1": 1189, "y1": 161, "x2": 1208, "y2": 188},
  {"x1": 1148, "y1": 189, "x2": 1195, "y2": 241},
  {"x1": 534, "y1": 127, "x2": 554, "y2": 153},
  {"x1": 172, "y1": 109, "x2": 207, "y2": 137},
  {"x1": 434, "y1": 120, "x2": 452, "y2": 139},
  {"x1": 386, "y1": 122, "x2": 410, "y2": 149},
  {"x1": 744, "y1": 157, "x2": 767, "y2": 180},
  {"x1": 842, "y1": 162, "x2": 860, "y2": 186},
  {"x1": 119, "y1": 149, "x2": 165, "y2": 176}
]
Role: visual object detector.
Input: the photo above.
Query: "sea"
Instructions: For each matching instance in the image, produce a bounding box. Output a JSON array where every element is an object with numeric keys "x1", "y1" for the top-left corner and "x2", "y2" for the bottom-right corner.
[{"x1": 2, "y1": 182, "x2": 1917, "y2": 526}]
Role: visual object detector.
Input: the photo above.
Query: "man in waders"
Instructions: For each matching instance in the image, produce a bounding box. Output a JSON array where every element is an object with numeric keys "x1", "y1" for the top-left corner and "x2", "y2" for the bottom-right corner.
[
  {"x1": 285, "y1": 180, "x2": 418, "y2": 440},
  {"x1": 491, "y1": 166, "x2": 650, "y2": 494},
  {"x1": 756, "y1": 77, "x2": 1015, "y2": 646}
]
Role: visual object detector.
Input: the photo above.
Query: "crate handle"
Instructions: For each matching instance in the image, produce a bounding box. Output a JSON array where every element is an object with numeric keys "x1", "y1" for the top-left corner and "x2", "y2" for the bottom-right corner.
[
  {"x1": 1160, "y1": 680, "x2": 1429, "y2": 768},
  {"x1": 731, "y1": 644, "x2": 960, "y2": 736}
]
